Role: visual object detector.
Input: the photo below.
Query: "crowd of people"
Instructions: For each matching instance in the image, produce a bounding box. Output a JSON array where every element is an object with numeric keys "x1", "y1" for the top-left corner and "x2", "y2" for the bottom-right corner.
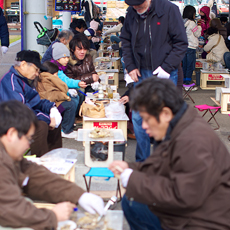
[{"x1": 1, "y1": 0, "x2": 230, "y2": 229}]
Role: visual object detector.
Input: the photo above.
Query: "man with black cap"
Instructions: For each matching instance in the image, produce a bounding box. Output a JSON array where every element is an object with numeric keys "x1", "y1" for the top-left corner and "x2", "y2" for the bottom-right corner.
[
  {"x1": 0, "y1": 50, "x2": 63, "y2": 157},
  {"x1": 121, "y1": 0, "x2": 188, "y2": 162}
]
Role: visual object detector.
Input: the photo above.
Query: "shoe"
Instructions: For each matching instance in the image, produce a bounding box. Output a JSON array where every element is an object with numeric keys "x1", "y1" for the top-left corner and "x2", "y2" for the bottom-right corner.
[
  {"x1": 192, "y1": 86, "x2": 198, "y2": 91},
  {"x1": 61, "y1": 131, "x2": 78, "y2": 139},
  {"x1": 184, "y1": 87, "x2": 190, "y2": 91},
  {"x1": 128, "y1": 133, "x2": 136, "y2": 140}
]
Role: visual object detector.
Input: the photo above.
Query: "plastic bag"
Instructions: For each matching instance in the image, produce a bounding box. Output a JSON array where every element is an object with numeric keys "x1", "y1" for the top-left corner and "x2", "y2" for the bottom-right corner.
[
  {"x1": 40, "y1": 148, "x2": 78, "y2": 162},
  {"x1": 105, "y1": 101, "x2": 126, "y2": 119}
]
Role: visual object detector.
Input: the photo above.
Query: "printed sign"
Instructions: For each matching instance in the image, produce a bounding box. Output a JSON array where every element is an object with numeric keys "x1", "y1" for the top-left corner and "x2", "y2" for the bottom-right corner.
[
  {"x1": 55, "y1": 0, "x2": 81, "y2": 12},
  {"x1": 195, "y1": 62, "x2": 203, "y2": 68},
  {"x1": 93, "y1": 122, "x2": 118, "y2": 129},
  {"x1": 208, "y1": 74, "x2": 223, "y2": 81}
]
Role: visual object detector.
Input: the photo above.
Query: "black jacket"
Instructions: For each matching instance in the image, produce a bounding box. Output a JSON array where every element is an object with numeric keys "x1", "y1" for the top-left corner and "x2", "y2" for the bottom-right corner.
[
  {"x1": 0, "y1": 8, "x2": 9, "y2": 47},
  {"x1": 120, "y1": 0, "x2": 188, "y2": 74}
]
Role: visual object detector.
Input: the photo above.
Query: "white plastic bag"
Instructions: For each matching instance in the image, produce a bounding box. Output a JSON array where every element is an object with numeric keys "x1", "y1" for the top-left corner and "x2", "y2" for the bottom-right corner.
[{"x1": 105, "y1": 101, "x2": 126, "y2": 119}]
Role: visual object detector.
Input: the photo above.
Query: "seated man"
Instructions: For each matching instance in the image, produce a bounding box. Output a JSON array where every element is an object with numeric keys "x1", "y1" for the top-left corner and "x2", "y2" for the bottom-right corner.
[
  {"x1": 0, "y1": 100, "x2": 104, "y2": 229},
  {"x1": 110, "y1": 77, "x2": 230, "y2": 230},
  {"x1": 0, "y1": 50, "x2": 62, "y2": 157}
]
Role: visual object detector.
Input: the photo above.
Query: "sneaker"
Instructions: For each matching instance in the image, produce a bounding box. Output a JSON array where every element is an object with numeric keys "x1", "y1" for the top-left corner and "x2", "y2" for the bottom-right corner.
[
  {"x1": 192, "y1": 86, "x2": 198, "y2": 91},
  {"x1": 61, "y1": 131, "x2": 78, "y2": 139},
  {"x1": 184, "y1": 87, "x2": 190, "y2": 91}
]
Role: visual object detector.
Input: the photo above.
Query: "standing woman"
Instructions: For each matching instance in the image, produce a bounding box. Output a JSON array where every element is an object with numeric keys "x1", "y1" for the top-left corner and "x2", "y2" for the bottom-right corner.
[{"x1": 182, "y1": 5, "x2": 201, "y2": 85}]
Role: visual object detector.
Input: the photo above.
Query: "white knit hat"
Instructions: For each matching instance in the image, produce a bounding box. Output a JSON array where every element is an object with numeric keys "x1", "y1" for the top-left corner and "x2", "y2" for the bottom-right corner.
[{"x1": 52, "y1": 42, "x2": 70, "y2": 60}]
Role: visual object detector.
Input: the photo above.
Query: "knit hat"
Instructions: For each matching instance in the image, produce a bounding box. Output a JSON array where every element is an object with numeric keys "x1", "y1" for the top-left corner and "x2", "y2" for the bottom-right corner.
[
  {"x1": 84, "y1": 28, "x2": 95, "y2": 37},
  {"x1": 52, "y1": 42, "x2": 70, "y2": 60},
  {"x1": 125, "y1": 0, "x2": 145, "y2": 6}
]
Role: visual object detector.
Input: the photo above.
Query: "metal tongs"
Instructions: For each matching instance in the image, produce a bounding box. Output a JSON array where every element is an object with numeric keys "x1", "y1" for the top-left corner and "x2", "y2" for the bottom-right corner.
[{"x1": 97, "y1": 196, "x2": 118, "y2": 222}]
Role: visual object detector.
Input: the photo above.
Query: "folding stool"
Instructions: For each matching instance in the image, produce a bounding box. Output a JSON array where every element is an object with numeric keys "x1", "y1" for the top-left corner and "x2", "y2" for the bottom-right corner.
[
  {"x1": 195, "y1": 104, "x2": 221, "y2": 130},
  {"x1": 83, "y1": 167, "x2": 122, "y2": 201},
  {"x1": 183, "y1": 83, "x2": 196, "y2": 103}
]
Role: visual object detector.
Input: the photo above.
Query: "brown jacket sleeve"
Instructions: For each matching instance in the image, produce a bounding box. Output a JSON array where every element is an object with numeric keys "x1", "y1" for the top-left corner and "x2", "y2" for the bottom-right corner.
[{"x1": 0, "y1": 160, "x2": 57, "y2": 230}]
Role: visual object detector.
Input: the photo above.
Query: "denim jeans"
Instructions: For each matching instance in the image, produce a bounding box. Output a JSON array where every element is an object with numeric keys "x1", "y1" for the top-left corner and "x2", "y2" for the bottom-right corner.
[
  {"x1": 132, "y1": 69, "x2": 178, "y2": 162},
  {"x1": 182, "y1": 48, "x2": 196, "y2": 84},
  {"x1": 61, "y1": 100, "x2": 77, "y2": 134},
  {"x1": 110, "y1": 35, "x2": 120, "y2": 43},
  {"x1": 122, "y1": 195, "x2": 163, "y2": 230},
  {"x1": 70, "y1": 95, "x2": 80, "y2": 116}
]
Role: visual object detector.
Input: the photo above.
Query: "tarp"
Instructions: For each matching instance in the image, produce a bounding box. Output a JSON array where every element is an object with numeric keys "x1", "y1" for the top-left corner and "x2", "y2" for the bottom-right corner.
[{"x1": 0, "y1": 0, "x2": 3, "y2": 9}]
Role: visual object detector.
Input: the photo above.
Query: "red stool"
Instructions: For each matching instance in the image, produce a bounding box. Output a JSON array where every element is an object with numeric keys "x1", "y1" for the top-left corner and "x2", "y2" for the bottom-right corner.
[
  {"x1": 183, "y1": 83, "x2": 196, "y2": 103},
  {"x1": 195, "y1": 104, "x2": 221, "y2": 130}
]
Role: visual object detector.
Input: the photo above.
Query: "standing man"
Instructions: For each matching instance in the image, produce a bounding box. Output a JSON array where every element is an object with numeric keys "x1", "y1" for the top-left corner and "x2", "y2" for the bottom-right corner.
[{"x1": 121, "y1": 0, "x2": 188, "y2": 161}]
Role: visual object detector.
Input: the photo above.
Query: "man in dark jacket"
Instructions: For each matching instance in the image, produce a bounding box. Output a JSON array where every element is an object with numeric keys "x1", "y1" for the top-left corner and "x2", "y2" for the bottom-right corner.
[
  {"x1": 121, "y1": 0, "x2": 188, "y2": 162},
  {"x1": 110, "y1": 77, "x2": 230, "y2": 230},
  {"x1": 0, "y1": 7, "x2": 9, "y2": 55},
  {"x1": 0, "y1": 100, "x2": 104, "y2": 229},
  {"x1": 69, "y1": 18, "x2": 87, "y2": 38},
  {"x1": 0, "y1": 50, "x2": 63, "y2": 157}
]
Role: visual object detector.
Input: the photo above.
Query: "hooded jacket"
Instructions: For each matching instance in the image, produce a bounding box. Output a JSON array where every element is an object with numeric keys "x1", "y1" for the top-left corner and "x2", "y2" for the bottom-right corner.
[
  {"x1": 120, "y1": 0, "x2": 188, "y2": 74},
  {"x1": 184, "y1": 19, "x2": 201, "y2": 49},
  {"x1": 0, "y1": 7, "x2": 9, "y2": 47},
  {"x1": 200, "y1": 6, "x2": 211, "y2": 36},
  {"x1": 37, "y1": 72, "x2": 70, "y2": 107},
  {"x1": 0, "y1": 66, "x2": 54, "y2": 124},
  {"x1": 126, "y1": 105, "x2": 230, "y2": 230}
]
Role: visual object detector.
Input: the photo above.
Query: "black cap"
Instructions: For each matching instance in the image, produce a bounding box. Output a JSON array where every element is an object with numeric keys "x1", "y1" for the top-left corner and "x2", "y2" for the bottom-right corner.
[
  {"x1": 125, "y1": 0, "x2": 145, "y2": 6},
  {"x1": 16, "y1": 50, "x2": 47, "y2": 71}
]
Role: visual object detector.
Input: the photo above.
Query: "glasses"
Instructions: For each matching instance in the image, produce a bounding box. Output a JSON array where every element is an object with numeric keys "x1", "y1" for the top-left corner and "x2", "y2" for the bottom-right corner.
[
  {"x1": 24, "y1": 135, "x2": 34, "y2": 144},
  {"x1": 28, "y1": 63, "x2": 40, "y2": 74}
]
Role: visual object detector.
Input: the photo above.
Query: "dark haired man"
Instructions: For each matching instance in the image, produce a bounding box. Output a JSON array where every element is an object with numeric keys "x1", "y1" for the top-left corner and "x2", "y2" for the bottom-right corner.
[
  {"x1": 69, "y1": 18, "x2": 87, "y2": 37},
  {"x1": 110, "y1": 77, "x2": 230, "y2": 230},
  {"x1": 121, "y1": 0, "x2": 188, "y2": 162},
  {"x1": 0, "y1": 50, "x2": 62, "y2": 157},
  {"x1": 0, "y1": 100, "x2": 104, "y2": 229}
]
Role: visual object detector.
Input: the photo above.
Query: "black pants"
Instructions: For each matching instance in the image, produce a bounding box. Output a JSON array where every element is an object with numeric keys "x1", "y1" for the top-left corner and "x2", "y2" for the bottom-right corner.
[{"x1": 30, "y1": 120, "x2": 62, "y2": 157}]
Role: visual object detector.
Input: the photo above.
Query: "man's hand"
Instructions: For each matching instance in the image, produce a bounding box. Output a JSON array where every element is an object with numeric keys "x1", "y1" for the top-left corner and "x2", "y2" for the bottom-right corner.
[
  {"x1": 1, "y1": 46, "x2": 8, "y2": 54},
  {"x1": 78, "y1": 193, "x2": 104, "y2": 215},
  {"x1": 49, "y1": 117, "x2": 56, "y2": 129},
  {"x1": 52, "y1": 202, "x2": 76, "y2": 222},
  {"x1": 129, "y1": 69, "x2": 141, "y2": 82},
  {"x1": 119, "y1": 96, "x2": 129, "y2": 104},
  {"x1": 92, "y1": 74, "x2": 99, "y2": 82},
  {"x1": 109, "y1": 161, "x2": 129, "y2": 175},
  {"x1": 79, "y1": 81, "x2": 87, "y2": 88},
  {"x1": 50, "y1": 107, "x2": 62, "y2": 128}
]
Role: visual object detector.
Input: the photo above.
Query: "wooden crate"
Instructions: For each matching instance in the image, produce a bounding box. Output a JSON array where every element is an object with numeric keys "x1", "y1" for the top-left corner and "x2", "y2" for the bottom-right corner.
[
  {"x1": 96, "y1": 69, "x2": 119, "y2": 87},
  {"x1": 98, "y1": 50, "x2": 120, "y2": 58},
  {"x1": 95, "y1": 57, "x2": 120, "y2": 72},
  {"x1": 200, "y1": 70, "x2": 226, "y2": 90},
  {"x1": 220, "y1": 88, "x2": 230, "y2": 114}
]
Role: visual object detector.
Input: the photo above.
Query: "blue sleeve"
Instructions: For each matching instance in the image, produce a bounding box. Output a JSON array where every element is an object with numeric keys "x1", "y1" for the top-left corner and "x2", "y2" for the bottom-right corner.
[
  {"x1": 58, "y1": 70, "x2": 81, "y2": 89},
  {"x1": 41, "y1": 46, "x2": 53, "y2": 64}
]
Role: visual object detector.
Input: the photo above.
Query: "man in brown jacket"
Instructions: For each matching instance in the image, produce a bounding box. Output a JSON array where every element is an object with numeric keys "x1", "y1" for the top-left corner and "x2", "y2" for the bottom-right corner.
[
  {"x1": 110, "y1": 77, "x2": 230, "y2": 230},
  {"x1": 0, "y1": 100, "x2": 104, "y2": 230}
]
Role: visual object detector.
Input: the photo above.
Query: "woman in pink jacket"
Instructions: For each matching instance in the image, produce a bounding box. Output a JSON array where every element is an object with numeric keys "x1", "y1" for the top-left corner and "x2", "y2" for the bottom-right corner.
[{"x1": 199, "y1": 6, "x2": 210, "y2": 36}]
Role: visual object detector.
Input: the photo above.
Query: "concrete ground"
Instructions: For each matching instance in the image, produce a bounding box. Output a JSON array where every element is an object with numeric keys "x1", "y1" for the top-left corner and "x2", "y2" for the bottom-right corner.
[{"x1": 2, "y1": 41, "x2": 230, "y2": 230}]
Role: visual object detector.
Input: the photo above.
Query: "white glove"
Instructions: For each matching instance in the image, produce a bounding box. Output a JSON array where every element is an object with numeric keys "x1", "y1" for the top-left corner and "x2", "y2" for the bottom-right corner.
[
  {"x1": 68, "y1": 89, "x2": 78, "y2": 97},
  {"x1": 153, "y1": 66, "x2": 170, "y2": 79},
  {"x1": 120, "y1": 168, "x2": 133, "y2": 188},
  {"x1": 78, "y1": 192, "x2": 104, "y2": 216},
  {"x1": 124, "y1": 73, "x2": 134, "y2": 87},
  {"x1": 107, "y1": 46, "x2": 112, "y2": 51},
  {"x1": 91, "y1": 81, "x2": 100, "y2": 90},
  {"x1": 50, "y1": 107, "x2": 62, "y2": 128},
  {"x1": 1, "y1": 46, "x2": 8, "y2": 54}
]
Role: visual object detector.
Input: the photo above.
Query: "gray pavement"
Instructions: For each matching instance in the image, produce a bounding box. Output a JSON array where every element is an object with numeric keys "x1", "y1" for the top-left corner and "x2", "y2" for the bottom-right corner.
[{"x1": 2, "y1": 42, "x2": 230, "y2": 230}]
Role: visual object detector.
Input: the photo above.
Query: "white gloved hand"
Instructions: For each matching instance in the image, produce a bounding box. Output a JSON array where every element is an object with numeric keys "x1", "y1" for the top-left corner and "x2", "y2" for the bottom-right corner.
[
  {"x1": 1, "y1": 46, "x2": 8, "y2": 54},
  {"x1": 124, "y1": 73, "x2": 134, "y2": 86},
  {"x1": 68, "y1": 89, "x2": 78, "y2": 97},
  {"x1": 120, "y1": 168, "x2": 133, "y2": 188},
  {"x1": 153, "y1": 66, "x2": 170, "y2": 79},
  {"x1": 107, "y1": 46, "x2": 112, "y2": 51},
  {"x1": 91, "y1": 81, "x2": 100, "y2": 90},
  {"x1": 50, "y1": 107, "x2": 62, "y2": 128},
  {"x1": 78, "y1": 192, "x2": 104, "y2": 216}
]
